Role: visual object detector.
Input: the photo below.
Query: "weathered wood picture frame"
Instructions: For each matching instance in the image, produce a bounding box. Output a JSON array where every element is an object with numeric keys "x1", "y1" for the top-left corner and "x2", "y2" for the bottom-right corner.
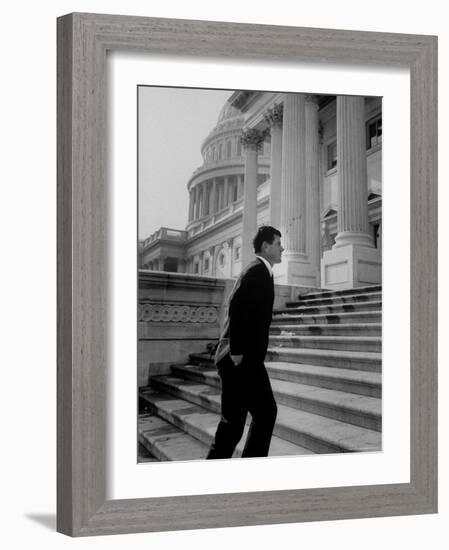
[{"x1": 57, "y1": 12, "x2": 437, "y2": 536}]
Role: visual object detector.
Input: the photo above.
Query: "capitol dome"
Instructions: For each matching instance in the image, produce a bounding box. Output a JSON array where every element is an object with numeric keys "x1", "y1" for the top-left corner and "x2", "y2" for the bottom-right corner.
[{"x1": 216, "y1": 101, "x2": 242, "y2": 124}]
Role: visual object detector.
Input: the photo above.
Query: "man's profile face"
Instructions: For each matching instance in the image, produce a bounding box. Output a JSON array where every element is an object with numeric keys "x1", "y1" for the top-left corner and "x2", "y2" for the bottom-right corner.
[{"x1": 263, "y1": 235, "x2": 284, "y2": 265}]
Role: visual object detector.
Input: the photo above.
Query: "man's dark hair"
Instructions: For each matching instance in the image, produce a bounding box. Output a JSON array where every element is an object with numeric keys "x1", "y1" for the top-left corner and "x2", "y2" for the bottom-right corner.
[{"x1": 253, "y1": 225, "x2": 282, "y2": 253}]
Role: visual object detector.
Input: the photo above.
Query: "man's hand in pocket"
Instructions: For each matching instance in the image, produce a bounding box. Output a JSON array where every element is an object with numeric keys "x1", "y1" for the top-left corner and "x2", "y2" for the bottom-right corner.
[{"x1": 230, "y1": 354, "x2": 243, "y2": 366}]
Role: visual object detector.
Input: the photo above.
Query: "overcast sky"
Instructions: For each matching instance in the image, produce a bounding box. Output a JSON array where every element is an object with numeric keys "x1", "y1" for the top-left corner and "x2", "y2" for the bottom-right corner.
[{"x1": 138, "y1": 86, "x2": 233, "y2": 240}]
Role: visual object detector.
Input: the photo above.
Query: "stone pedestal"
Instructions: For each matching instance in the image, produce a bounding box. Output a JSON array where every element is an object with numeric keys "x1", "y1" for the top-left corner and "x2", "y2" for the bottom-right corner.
[
  {"x1": 274, "y1": 251, "x2": 317, "y2": 286},
  {"x1": 321, "y1": 244, "x2": 381, "y2": 290}
]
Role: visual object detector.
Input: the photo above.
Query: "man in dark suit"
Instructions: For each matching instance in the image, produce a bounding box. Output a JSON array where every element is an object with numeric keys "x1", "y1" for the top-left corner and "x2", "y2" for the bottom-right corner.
[{"x1": 207, "y1": 226, "x2": 284, "y2": 459}]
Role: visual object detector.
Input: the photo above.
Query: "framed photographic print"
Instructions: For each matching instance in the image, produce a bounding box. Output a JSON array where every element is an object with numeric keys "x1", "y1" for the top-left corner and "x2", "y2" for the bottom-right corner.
[
  {"x1": 136, "y1": 85, "x2": 384, "y2": 464},
  {"x1": 57, "y1": 12, "x2": 437, "y2": 536}
]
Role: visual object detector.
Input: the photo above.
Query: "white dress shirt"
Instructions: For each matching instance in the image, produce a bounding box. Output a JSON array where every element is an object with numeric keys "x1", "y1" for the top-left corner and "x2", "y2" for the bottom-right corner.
[{"x1": 255, "y1": 255, "x2": 273, "y2": 277}]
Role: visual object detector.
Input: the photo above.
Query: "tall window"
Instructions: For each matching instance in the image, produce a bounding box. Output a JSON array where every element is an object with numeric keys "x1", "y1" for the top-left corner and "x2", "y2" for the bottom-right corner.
[
  {"x1": 366, "y1": 116, "x2": 382, "y2": 149},
  {"x1": 218, "y1": 143, "x2": 222, "y2": 160},
  {"x1": 327, "y1": 141, "x2": 337, "y2": 171},
  {"x1": 227, "y1": 140, "x2": 232, "y2": 159}
]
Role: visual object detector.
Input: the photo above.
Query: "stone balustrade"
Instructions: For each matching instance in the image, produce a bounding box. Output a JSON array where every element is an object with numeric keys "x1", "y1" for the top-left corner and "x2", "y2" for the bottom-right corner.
[{"x1": 142, "y1": 227, "x2": 187, "y2": 248}]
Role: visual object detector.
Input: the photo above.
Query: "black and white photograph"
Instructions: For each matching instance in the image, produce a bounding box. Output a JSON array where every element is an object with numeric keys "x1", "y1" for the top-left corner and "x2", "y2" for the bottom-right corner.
[{"x1": 137, "y1": 86, "x2": 383, "y2": 463}]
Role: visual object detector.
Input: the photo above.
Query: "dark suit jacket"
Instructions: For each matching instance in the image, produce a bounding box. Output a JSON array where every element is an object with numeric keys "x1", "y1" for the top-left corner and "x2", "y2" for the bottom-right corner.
[{"x1": 215, "y1": 258, "x2": 274, "y2": 366}]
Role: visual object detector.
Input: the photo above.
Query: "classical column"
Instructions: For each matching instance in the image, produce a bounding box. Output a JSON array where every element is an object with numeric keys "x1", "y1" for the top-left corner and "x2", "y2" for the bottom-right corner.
[
  {"x1": 194, "y1": 185, "x2": 200, "y2": 220},
  {"x1": 201, "y1": 181, "x2": 208, "y2": 216},
  {"x1": 305, "y1": 95, "x2": 321, "y2": 286},
  {"x1": 188, "y1": 189, "x2": 193, "y2": 221},
  {"x1": 231, "y1": 179, "x2": 237, "y2": 203},
  {"x1": 335, "y1": 96, "x2": 372, "y2": 248},
  {"x1": 281, "y1": 93, "x2": 306, "y2": 254},
  {"x1": 237, "y1": 174, "x2": 243, "y2": 199},
  {"x1": 210, "y1": 179, "x2": 217, "y2": 214},
  {"x1": 264, "y1": 103, "x2": 283, "y2": 229},
  {"x1": 204, "y1": 182, "x2": 210, "y2": 215},
  {"x1": 158, "y1": 256, "x2": 165, "y2": 271},
  {"x1": 216, "y1": 180, "x2": 221, "y2": 211},
  {"x1": 321, "y1": 96, "x2": 381, "y2": 289},
  {"x1": 240, "y1": 129, "x2": 265, "y2": 268},
  {"x1": 223, "y1": 177, "x2": 229, "y2": 209},
  {"x1": 275, "y1": 93, "x2": 316, "y2": 285}
]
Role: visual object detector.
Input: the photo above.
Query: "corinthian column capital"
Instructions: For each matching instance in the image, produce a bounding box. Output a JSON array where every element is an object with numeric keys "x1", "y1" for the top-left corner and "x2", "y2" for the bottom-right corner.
[
  {"x1": 263, "y1": 103, "x2": 284, "y2": 128},
  {"x1": 305, "y1": 94, "x2": 320, "y2": 105},
  {"x1": 240, "y1": 128, "x2": 267, "y2": 152}
]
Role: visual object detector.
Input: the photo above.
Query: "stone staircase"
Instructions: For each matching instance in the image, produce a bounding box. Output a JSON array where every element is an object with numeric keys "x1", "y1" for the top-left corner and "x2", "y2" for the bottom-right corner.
[{"x1": 138, "y1": 284, "x2": 382, "y2": 461}]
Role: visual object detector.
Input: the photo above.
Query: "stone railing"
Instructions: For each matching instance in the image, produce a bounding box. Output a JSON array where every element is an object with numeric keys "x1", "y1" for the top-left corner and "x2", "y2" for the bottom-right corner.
[
  {"x1": 186, "y1": 198, "x2": 245, "y2": 237},
  {"x1": 142, "y1": 227, "x2": 187, "y2": 248},
  {"x1": 138, "y1": 270, "x2": 318, "y2": 387}
]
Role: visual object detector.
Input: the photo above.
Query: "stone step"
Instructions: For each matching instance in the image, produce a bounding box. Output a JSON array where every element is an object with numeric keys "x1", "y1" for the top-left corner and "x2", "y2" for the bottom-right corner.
[
  {"x1": 266, "y1": 362, "x2": 381, "y2": 398},
  {"x1": 271, "y1": 378, "x2": 380, "y2": 431},
  {"x1": 140, "y1": 386, "x2": 381, "y2": 454},
  {"x1": 139, "y1": 388, "x2": 315, "y2": 458},
  {"x1": 173, "y1": 362, "x2": 381, "y2": 398},
  {"x1": 275, "y1": 300, "x2": 382, "y2": 316},
  {"x1": 286, "y1": 291, "x2": 382, "y2": 308},
  {"x1": 269, "y1": 334, "x2": 381, "y2": 353},
  {"x1": 172, "y1": 363, "x2": 221, "y2": 388},
  {"x1": 271, "y1": 311, "x2": 382, "y2": 326},
  {"x1": 139, "y1": 413, "x2": 207, "y2": 461},
  {"x1": 266, "y1": 347, "x2": 381, "y2": 372},
  {"x1": 188, "y1": 353, "x2": 217, "y2": 367},
  {"x1": 270, "y1": 323, "x2": 382, "y2": 337},
  {"x1": 138, "y1": 442, "x2": 159, "y2": 462},
  {"x1": 298, "y1": 285, "x2": 382, "y2": 301},
  {"x1": 151, "y1": 373, "x2": 381, "y2": 431}
]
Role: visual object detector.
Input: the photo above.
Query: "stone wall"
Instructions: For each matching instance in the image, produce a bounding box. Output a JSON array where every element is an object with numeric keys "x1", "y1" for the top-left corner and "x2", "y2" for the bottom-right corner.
[{"x1": 138, "y1": 270, "x2": 317, "y2": 386}]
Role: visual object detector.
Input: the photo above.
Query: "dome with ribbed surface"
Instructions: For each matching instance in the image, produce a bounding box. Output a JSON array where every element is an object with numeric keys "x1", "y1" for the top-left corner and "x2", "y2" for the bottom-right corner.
[{"x1": 216, "y1": 101, "x2": 242, "y2": 123}]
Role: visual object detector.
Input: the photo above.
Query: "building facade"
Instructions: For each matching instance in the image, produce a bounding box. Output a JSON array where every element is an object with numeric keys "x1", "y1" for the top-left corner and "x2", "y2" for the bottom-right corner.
[{"x1": 140, "y1": 91, "x2": 382, "y2": 290}]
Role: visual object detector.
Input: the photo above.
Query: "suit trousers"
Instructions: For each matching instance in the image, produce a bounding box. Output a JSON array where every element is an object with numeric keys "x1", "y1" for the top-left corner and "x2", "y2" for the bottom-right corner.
[{"x1": 206, "y1": 355, "x2": 278, "y2": 459}]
